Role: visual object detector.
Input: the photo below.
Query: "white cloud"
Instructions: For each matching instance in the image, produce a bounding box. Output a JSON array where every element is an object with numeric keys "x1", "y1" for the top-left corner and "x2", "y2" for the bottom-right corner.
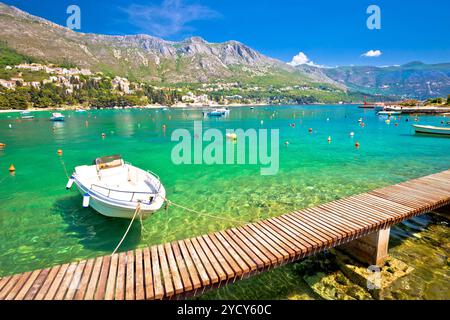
[
  {"x1": 123, "y1": 0, "x2": 219, "y2": 38},
  {"x1": 287, "y1": 52, "x2": 322, "y2": 67},
  {"x1": 361, "y1": 50, "x2": 383, "y2": 58}
]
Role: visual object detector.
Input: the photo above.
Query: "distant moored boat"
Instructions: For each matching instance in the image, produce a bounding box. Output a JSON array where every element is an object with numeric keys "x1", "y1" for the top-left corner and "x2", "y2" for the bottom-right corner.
[
  {"x1": 412, "y1": 124, "x2": 450, "y2": 136},
  {"x1": 20, "y1": 111, "x2": 35, "y2": 119},
  {"x1": 50, "y1": 112, "x2": 65, "y2": 121}
]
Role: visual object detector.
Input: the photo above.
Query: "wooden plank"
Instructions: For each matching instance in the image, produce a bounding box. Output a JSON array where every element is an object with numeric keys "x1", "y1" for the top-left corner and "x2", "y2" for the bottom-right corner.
[
  {"x1": 177, "y1": 240, "x2": 202, "y2": 290},
  {"x1": 227, "y1": 228, "x2": 277, "y2": 269},
  {"x1": 0, "y1": 274, "x2": 22, "y2": 300},
  {"x1": 134, "y1": 249, "x2": 145, "y2": 300},
  {"x1": 243, "y1": 224, "x2": 289, "y2": 263},
  {"x1": 171, "y1": 241, "x2": 193, "y2": 292},
  {"x1": 54, "y1": 262, "x2": 78, "y2": 300},
  {"x1": 151, "y1": 245, "x2": 164, "y2": 299},
  {"x1": 104, "y1": 254, "x2": 119, "y2": 300},
  {"x1": 4, "y1": 271, "x2": 32, "y2": 300},
  {"x1": 73, "y1": 258, "x2": 95, "y2": 300},
  {"x1": 256, "y1": 220, "x2": 303, "y2": 257},
  {"x1": 306, "y1": 207, "x2": 364, "y2": 237},
  {"x1": 164, "y1": 243, "x2": 184, "y2": 295},
  {"x1": 143, "y1": 247, "x2": 155, "y2": 299},
  {"x1": 201, "y1": 235, "x2": 236, "y2": 278},
  {"x1": 213, "y1": 232, "x2": 256, "y2": 272},
  {"x1": 125, "y1": 250, "x2": 135, "y2": 300},
  {"x1": 34, "y1": 265, "x2": 61, "y2": 300},
  {"x1": 205, "y1": 234, "x2": 243, "y2": 277},
  {"x1": 196, "y1": 236, "x2": 227, "y2": 281},
  {"x1": 13, "y1": 269, "x2": 42, "y2": 300},
  {"x1": 115, "y1": 252, "x2": 127, "y2": 300},
  {"x1": 184, "y1": 239, "x2": 211, "y2": 286},
  {"x1": 211, "y1": 232, "x2": 252, "y2": 273},
  {"x1": 83, "y1": 257, "x2": 103, "y2": 300},
  {"x1": 44, "y1": 263, "x2": 70, "y2": 300},
  {"x1": 24, "y1": 268, "x2": 50, "y2": 300},
  {"x1": 64, "y1": 260, "x2": 87, "y2": 300},
  {"x1": 270, "y1": 216, "x2": 326, "y2": 251},
  {"x1": 290, "y1": 211, "x2": 346, "y2": 242},
  {"x1": 93, "y1": 255, "x2": 111, "y2": 300},
  {"x1": 157, "y1": 244, "x2": 174, "y2": 297},
  {"x1": 0, "y1": 276, "x2": 12, "y2": 293},
  {"x1": 232, "y1": 226, "x2": 281, "y2": 265},
  {"x1": 190, "y1": 237, "x2": 219, "y2": 284},
  {"x1": 221, "y1": 229, "x2": 264, "y2": 269}
]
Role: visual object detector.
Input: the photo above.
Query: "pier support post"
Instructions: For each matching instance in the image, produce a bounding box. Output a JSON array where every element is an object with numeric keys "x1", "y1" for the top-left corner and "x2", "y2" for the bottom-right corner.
[{"x1": 340, "y1": 228, "x2": 390, "y2": 266}]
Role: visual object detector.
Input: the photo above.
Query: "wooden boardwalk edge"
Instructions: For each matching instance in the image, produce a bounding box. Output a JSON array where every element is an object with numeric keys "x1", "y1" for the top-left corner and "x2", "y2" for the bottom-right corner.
[{"x1": 1, "y1": 169, "x2": 449, "y2": 300}]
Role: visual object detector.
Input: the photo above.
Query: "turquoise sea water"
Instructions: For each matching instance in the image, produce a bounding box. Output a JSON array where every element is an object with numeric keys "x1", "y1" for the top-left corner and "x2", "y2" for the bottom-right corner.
[{"x1": 0, "y1": 105, "x2": 449, "y2": 295}]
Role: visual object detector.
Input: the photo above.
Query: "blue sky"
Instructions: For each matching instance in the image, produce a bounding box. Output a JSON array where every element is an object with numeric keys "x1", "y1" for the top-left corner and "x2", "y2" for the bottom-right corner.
[{"x1": 3, "y1": 0, "x2": 450, "y2": 66}]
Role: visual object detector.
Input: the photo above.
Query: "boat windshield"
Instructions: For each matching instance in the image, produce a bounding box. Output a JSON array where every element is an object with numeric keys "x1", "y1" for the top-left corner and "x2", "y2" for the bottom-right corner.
[{"x1": 94, "y1": 155, "x2": 123, "y2": 170}]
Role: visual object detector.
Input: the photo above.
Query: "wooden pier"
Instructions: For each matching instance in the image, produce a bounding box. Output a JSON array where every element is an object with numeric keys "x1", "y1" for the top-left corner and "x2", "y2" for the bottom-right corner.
[{"x1": 1, "y1": 170, "x2": 450, "y2": 300}]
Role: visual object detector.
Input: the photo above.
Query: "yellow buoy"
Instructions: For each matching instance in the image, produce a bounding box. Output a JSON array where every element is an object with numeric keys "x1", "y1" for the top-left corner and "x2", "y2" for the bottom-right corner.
[
  {"x1": 0, "y1": 143, "x2": 5, "y2": 149},
  {"x1": 9, "y1": 164, "x2": 15, "y2": 172},
  {"x1": 57, "y1": 149, "x2": 63, "y2": 156}
]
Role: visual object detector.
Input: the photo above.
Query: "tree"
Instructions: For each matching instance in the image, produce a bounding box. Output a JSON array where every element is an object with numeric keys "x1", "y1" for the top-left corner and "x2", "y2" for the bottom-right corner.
[{"x1": 447, "y1": 95, "x2": 450, "y2": 105}]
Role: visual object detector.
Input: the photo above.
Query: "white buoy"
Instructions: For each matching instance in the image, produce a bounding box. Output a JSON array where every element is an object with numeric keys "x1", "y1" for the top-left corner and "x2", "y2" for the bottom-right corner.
[
  {"x1": 82, "y1": 193, "x2": 90, "y2": 208},
  {"x1": 350, "y1": 132, "x2": 355, "y2": 137},
  {"x1": 66, "y1": 176, "x2": 75, "y2": 190},
  {"x1": 8, "y1": 124, "x2": 12, "y2": 129}
]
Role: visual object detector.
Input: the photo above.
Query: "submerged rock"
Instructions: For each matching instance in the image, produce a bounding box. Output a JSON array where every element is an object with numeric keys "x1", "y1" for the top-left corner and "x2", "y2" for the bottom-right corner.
[{"x1": 334, "y1": 249, "x2": 414, "y2": 300}]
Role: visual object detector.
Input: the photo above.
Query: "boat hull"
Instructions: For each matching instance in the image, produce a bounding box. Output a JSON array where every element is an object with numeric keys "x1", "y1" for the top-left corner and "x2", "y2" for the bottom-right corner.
[
  {"x1": 74, "y1": 180, "x2": 166, "y2": 219},
  {"x1": 413, "y1": 125, "x2": 450, "y2": 136},
  {"x1": 51, "y1": 117, "x2": 65, "y2": 121}
]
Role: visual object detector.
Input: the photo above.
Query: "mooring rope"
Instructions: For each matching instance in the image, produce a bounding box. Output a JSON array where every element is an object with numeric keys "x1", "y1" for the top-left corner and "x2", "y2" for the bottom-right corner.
[
  {"x1": 58, "y1": 156, "x2": 70, "y2": 180},
  {"x1": 159, "y1": 195, "x2": 248, "y2": 224},
  {"x1": 111, "y1": 201, "x2": 141, "y2": 256}
]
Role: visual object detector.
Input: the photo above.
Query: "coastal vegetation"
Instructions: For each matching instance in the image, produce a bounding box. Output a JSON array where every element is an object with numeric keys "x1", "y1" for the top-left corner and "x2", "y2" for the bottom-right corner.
[{"x1": 0, "y1": 79, "x2": 182, "y2": 110}]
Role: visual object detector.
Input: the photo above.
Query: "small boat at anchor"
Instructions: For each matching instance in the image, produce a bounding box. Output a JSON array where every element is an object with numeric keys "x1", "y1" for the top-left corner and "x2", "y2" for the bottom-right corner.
[
  {"x1": 66, "y1": 155, "x2": 166, "y2": 219},
  {"x1": 412, "y1": 124, "x2": 450, "y2": 136},
  {"x1": 202, "y1": 108, "x2": 230, "y2": 117},
  {"x1": 20, "y1": 111, "x2": 35, "y2": 119},
  {"x1": 50, "y1": 112, "x2": 65, "y2": 121},
  {"x1": 378, "y1": 111, "x2": 401, "y2": 116}
]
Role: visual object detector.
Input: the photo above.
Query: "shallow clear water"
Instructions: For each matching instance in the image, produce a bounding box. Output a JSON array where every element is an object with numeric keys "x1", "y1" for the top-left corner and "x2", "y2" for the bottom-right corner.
[{"x1": 0, "y1": 105, "x2": 449, "y2": 296}]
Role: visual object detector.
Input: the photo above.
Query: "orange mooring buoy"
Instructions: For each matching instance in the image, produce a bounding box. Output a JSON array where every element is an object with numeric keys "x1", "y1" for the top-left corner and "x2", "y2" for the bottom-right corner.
[
  {"x1": 9, "y1": 164, "x2": 15, "y2": 172},
  {"x1": 57, "y1": 149, "x2": 63, "y2": 156},
  {"x1": 355, "y1": 142, "x2": 360, "y2": 148},
  {"x1": 0, "y1": 143, "x2": 5, "y2": 149}
]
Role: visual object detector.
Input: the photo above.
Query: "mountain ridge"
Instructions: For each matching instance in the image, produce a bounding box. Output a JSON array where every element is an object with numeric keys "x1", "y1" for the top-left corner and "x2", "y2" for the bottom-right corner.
[{"x1": 0, "y1": 2, "x2": 449, "y2": 99}]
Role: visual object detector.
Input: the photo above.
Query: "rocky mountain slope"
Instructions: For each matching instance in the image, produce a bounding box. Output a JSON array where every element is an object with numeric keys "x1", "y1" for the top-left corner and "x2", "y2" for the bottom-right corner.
[
  {"x1": 323, "y1": 62, "x2": 450, "y2": 99},
  {"x1": 0, "y1": 2, "x2": 448, "y2": 99},
  {"x1": 0, "y1": 3, "x2": 342, "y2": 88}
]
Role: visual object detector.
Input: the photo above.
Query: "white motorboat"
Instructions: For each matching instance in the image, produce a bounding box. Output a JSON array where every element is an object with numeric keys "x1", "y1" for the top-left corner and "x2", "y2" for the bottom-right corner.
[
  {"x1": 412, "y1": 124, "x2": 450, "y2": 136},
  {"x1": 203, "y1": 108, "x2": 230, "y2": 117},
  {"x1": 50, "y1": 112, "x2": 65, "y2": 121},
  {"x1": 378, "y1": 111, "x2": 401, "y2": 116},
  {"x1": 20, "y1": 111, "x2": 35, "y2": 119},
  {"x1": 66, "y1": 155, "x2": 166, "y2": 219}
]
